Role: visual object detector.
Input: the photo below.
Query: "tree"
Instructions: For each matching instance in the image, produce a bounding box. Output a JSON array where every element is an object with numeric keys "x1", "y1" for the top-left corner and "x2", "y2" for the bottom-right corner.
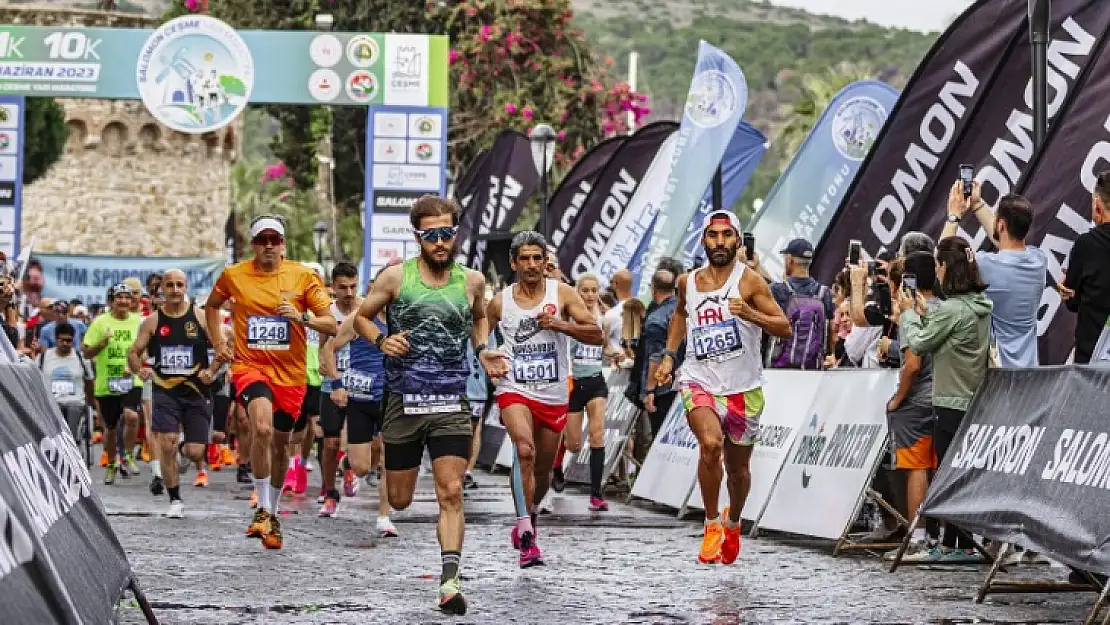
[
  {"x1": 23, "y1": 98, "x2": 66, "y2": 185},
  {"x1": 778, "y1": 63, "x2": 877, "y2": 159}
]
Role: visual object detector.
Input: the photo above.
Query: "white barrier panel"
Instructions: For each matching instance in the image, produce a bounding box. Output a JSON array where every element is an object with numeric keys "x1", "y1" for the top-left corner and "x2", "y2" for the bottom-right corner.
[
  {"x1": 686, "y1": 371, "x2": 823, "y2": 521},
  {"x1": 630, "y1": 399, "x2": 697, "y2": 509},
  {"x1": 756, "y1": 370, "x2": 895, "y2": 540},
  {"x1": 562, "y1": 370, "x2": 640, "y2": 485}
]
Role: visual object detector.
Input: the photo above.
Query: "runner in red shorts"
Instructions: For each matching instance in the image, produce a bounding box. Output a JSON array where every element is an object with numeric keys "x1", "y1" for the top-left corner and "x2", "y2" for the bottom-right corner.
[
  {"x1": 487, "y1": 231, "x2": 603, "y2": 568},
  {"x1": 205, "y1": 216, "x2": 336, "y2": 549}
]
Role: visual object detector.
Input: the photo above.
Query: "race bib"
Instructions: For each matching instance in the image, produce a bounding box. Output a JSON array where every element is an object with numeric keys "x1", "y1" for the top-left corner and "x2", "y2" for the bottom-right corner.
[
  {"x1": 692, "y1": 319, "x2": 743, "y2": 361},
  {"x1": 307, "y1": 328, "x2": 320, "y2": 346},
  {"x1": 513, "y1": 351, "x2": 559, "y2": 384},
  {"x1": 247, "y1": 316, "x2": 290, "y2": 350},
  {"x1": 343, "y1": 369, "x2": 375, "y2": 397},
  {"x1": 108, "y1": 376, "x2": 134, "y2": 394},
  {"x1": 403, "y1": 393, "x2": 463, "y2": 416},
  {"x1": 336, "y1": 345, "x2": 351, "y2": 372},
  {"x1": 160, "y1": 345, "x2": 194, "y2": 375},
  {"x1": 574, "y1": 343, "x2": 603, "y2": 366},
  {"x1": 51, "y1": 379, "x2": 76, "y2": 396}
]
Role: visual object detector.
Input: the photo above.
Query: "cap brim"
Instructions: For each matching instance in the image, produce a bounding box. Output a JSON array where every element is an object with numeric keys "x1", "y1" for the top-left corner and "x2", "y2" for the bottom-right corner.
[{"x1": 249, "y1": 217, "x2": 285, "y2": 238}]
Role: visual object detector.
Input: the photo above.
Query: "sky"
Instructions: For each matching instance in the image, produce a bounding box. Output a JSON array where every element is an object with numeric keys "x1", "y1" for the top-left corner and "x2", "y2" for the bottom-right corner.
[{"x1": 768, "y1": 0, "x2": 976, "y2": 33}]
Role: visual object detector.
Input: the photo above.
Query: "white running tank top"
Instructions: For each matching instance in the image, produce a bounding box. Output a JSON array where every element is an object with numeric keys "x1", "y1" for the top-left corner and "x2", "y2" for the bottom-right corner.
[
  {"x1": 495, "y1": 279, "x2": 571, "y2": 405},
  {"x1": 676, "y1": 262, "x2": 765, "y2": 396}
]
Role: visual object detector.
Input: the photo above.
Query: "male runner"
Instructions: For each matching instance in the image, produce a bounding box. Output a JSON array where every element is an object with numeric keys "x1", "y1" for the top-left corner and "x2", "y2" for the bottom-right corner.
[
  {"x1": 128, "y1": 269, "x2": 214, "y2": 518},
  {"x1": 487, "y1": 231, "x2": 603, "y2": 568},
  {"x1": 284, "y1": 265, "x2": 327, "y2": 497},
  {"x1": 206, "y1": 215, "x2": 336, "y2": 549},
  {"x1": 655, "y1": 210, "x2": 791, "y2": 565},
  {"x1": 84, "y1": 283, "x2": 143, "y2": 484},
  {"x1": 352, "y1": 195, "x2": 507, "y2": 614}
]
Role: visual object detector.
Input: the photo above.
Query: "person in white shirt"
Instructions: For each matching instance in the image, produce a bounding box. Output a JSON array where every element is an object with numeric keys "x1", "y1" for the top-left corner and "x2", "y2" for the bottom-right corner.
[
  {"x1": 38, "y1": 321, "x2": 94, "y2": 440},
  {"x1": 603, "y1": 269, "x2": 632, "y2": 365}
]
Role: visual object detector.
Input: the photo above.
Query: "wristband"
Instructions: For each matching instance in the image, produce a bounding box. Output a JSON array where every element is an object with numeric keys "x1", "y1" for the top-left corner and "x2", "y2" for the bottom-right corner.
[
  {"x1": 331, "y1": 378, "x2": 345, "y2": 390},
  {"x1": 374, "y1": 333, "x2": 386, "y2": 348},
  {"x1": 475, "y1": 343, "x2": 488, "y2": 357},
  {"x1": 660, "y1": 349, "x2": 676, "y2": 361}
]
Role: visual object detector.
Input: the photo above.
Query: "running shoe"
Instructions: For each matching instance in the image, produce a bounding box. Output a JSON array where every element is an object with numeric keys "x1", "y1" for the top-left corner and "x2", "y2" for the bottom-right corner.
[
  {"x1": 304, "y1": 457, "x2": 314, "y2": 472},
  {"x1": 588, "y1": 496, "x2": 609, "y2": 512},
  {"x1": 247, "y1": 509, "x2": 270, "y2": 538},
  {"x1": 551, "y1": 467, "x2": 566, "y2": 493},
  {"x1": 166, "y1": 500, "x2": 184, "y2": 519},
  {"x1": 900, "y1": 544, "x2": 946, "y2": 563},
  {"x1": 194, "y1": 470, "x2": 209, "y2": 488},
  {"x1": 104, "y1": 463, "x2": 118, "y2": 485},
  {"x1": 342, "y1": 469, "x2": 359, "y2": 498},
  {"x1": 126, "y1": 454, "x2": 141, "y2": 476},
  {"x1": 720, "y1": 508, "x2": 741, "y2": 565},
  {"x1": 698, "y1": 518, "x2": 724, "y2": 564},
  {"x1": 365, "y1": 469, "x2": 380, "y2": 488},
  {"x1": 207, "y1": 444, "x2": 222, "y2": 470},
  {"x1": 92, "y1": 430, "x2": 103, "y2": 445},
  {"x1": 518, "y1": 533, "x2": 545, "y2": 568},
  {"x1": 316, "y1": 487, "x2": 327, "y2": 504},
  {"x1": 262, "y1": 515, "x2": 283, "y2": 549},
  {"x1": 510, "y1": 522, "x2": 538, "y2": 549},
  {"x1": 318, "y1": 496, "x2": 338, "y2": 517},
  {"x1": 463, "y1": 472, "x2": 478, "y2": 490},
  {"x1": 221, "y1": 447, "x2": 237, "y2": 467},
  {"x1": 149, "y1": 475, "x2": 164, "y2": 496},
  {"x1": 140, "y1": 442, "x2": 152, "y2": 463},
  {"x1": 942, "y1": 549, "x2": 983, "y2": 563},
  {"x1": 282, "y1": 464, "x2": 297, "y2": 495},
  {"x1": 99, "y1": 451, "x2": 108, "y2": 467},
  {"x1": 437, "y1": 575, "x2": 466, "y2": 615},
  {"x1": 236, "y1": 464, "x2": 252, "y2": 484},
  {"x1": 249, "y1": 491, "x2": 258, "y2": 509},
  {"x1": 376, "y1": 516, "x2": 399, "y2": 538},
  {"x1": 294, "y1": 459, "x2": 309, "y2": 495}
]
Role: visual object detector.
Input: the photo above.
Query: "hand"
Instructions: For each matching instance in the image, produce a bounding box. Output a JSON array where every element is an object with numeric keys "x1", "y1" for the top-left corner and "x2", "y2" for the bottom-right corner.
[
  {"x1": 743, "y1": 250, "x2": 761, "y2": 270},
  {"x1": 215, "y1": 342, "x2": 234, "y2": 363},
  {"x1": 198, "y1": 369, "x2": 214, "y2": 385},
  {"x1": 913, "y1": 292, "x2": 928, "y2": 316},
  {"x1": 823, "y1": 354, "x2": 838, "y2": 369},
  {"x1": 380, "y1": 331, "x2": 411, "y2": 358},
  {"x1": 644, "y1": 392, "x2": 656, "y2": 413},
  {"x1": 331, "y1": 387, "x2": 348, "y2": 408},
  {"x1": 894, "y1": 288, "x2": 915, "y2": 317},
  {"x1": 877, "y1": 337, "x2": 892, "y2": 361},
  {"x1": 536, "y1": 312, "x2": 564, "y2": 332},
  {"x1": 277, "y1": 300, "x2": 300, "y2": 322},
  {"x1": 479, "y1": 347, "x2": 511, "y2": 380},
  {"x1": 886, "y1": 397, "x2": 902, "y2": 413},
  {"x1": 948, "y1": 179, "x2": 982, "y2": 218},
  {"x1": 654, "y1": 355, "x2": 674, "y2": 386},
  {"x1": 1057, "y1": 282, "x2": 1075, "y2": 301},
  {"x1": 99, "y1": 332, "x2": 112, "y2": 348},
  {"x1": 727, "y1": 296, "x2": 757, "y2": 323}
]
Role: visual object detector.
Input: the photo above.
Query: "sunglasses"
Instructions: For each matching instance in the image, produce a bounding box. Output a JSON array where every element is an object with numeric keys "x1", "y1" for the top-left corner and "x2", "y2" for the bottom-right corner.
[
  {"x1": 415, "y1": 226, "x2": 458, "y2": 243},
  {"x1": 253, "y1": 234, "x2": 284, "y2": 246}
]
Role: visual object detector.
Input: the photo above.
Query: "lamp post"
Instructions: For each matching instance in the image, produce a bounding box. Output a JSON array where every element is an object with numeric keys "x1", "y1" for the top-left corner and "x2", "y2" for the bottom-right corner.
[
  {"x1": 1028, "y1": 0, "x2": 1051, "y2": 150},
  {"x1": 446, "y1": 169, "x2": 457, "y2": 201},
  {"x1": 529, "y1": 124, "x2": 557, "y2": 240},
  {"x1": 312, "y1": 220, "x2": 328, "y2": 267},
  {"x1": 315, "y1": 13, "x2": 340, "y2": 260}
]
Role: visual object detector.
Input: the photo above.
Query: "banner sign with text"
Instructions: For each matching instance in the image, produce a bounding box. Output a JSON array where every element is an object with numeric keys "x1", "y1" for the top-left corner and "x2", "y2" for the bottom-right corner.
[
  {"x1": 0, "y1": 96, "x2": 24, "y2": 259},
  {"x1": 36, "y1": 253, "x2": 223, "y2": 306},
  {"x1": 561, "y1": 369, "x2": 641, "y2": 485},
  {"x1": 546, "y1": 134, "x2": 627, "y2": 250},
  {"x1": 630, "y1": 397, "x2": 695, "y2": 510},
  {"x1": 749, "y1": 81, "x2": 898, "y2": 280},
  {"x1": 0, "y1": 363, "x2": 135, "y2": 623},
  {"x1": 812, "y1": 0, "x2": 1110, "y2": 286},
  {"x1": 922, "y1": 366, "x2": 1110, "y2": 576}
]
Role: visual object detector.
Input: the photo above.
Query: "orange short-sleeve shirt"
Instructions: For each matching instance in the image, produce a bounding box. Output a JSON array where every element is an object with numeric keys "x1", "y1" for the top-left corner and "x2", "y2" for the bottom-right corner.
[{"x1": 211, "y1": 259, "x2": 332, "y2": 388}]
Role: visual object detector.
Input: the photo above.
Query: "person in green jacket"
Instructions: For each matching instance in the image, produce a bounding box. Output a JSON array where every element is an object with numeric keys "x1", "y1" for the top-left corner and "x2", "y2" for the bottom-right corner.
[{"x1": 896, "y1": 235, "x2": 993, "y2": 561}]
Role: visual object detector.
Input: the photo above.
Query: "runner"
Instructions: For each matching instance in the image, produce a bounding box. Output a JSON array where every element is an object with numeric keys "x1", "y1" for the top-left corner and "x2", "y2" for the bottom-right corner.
[
  {"x1": 351, "y1": 195, "x2": 507, "y2": 614},
  {"x1": 205, "y1": 215, "x2": 337, "y2": 550},
  {"x1": 487, "y1": 230, "x2": 604, "y2": 568},
  {"x1": 654, "y1": 210, "x2": 791, "y2": 565},
  {"x1": 208, "y1": 316, "x2": 237, "y2": 472},
  {"x1": 563, "y1": 273, "x2": 611, "y2": 511},
  {"x1": 283, "y1": 264, "x2": 327, "y2": 498},
  {"x1": 127, "y1": 269, "x2": 214, "y2": 518},
  {"x1": 83, "y1": 283, "x2": 144, "y2": 484}
]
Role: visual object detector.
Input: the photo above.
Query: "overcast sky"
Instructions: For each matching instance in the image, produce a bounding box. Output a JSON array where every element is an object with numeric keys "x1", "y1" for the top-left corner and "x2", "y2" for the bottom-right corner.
[{"x1": 768, "y1": 0, "x2": 975, "y2": 33}]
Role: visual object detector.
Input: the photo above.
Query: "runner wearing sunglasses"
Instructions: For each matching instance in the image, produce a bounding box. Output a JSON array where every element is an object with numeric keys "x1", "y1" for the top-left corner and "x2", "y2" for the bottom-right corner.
[
  {"x1": 351, "y1": 195, "x2": 509, "y2": 615},
  {"x1": 205, "y1": 216, "x2": 337, "y2": 550}
]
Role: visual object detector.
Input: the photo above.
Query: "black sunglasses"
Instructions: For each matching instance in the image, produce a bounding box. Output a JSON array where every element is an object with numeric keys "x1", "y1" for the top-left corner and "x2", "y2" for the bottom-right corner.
[{"x1": 415, "y1": 226, "x2": 458, "y2": 243}]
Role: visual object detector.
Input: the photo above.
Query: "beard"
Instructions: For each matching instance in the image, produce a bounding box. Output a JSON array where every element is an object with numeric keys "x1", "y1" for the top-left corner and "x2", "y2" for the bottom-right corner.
[
  {"x1": 421, "y1": 246, "x2": 455, "y2": 273},
  {"x1": 707, "y1": 244, "x2": 739, "y2": 267}
]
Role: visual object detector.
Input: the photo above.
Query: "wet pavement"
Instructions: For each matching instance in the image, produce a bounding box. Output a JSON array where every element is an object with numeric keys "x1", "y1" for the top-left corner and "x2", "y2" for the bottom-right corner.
[{"x1": 96, "y1": 458, "x2": 1098, "y2": 624}]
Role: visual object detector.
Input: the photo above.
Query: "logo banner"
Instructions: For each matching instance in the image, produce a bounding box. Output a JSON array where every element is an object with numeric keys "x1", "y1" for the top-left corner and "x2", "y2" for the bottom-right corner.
[
  {"x1": 36, "y1": 253, "x2": 224, "y2": 306},
  {"x1": 677, "y1": 120, "x2": 768, "y2": 270},
  {"x1": 749, "y1": 81, "x2": 898, "y2": 280},
  {"x1": 922, "y1": 366, "x2": 1110, "y2": 576},
  {"x1": 546, "y1": 134, "x2": 627, "y2": 249},
  {"x1": 630, "y1": 398, "x2": 698, "y2": 509},
  {"x1": 636, "y1": 41, "x2": 749, "y2": 300},
  {"x1": 0, "y1": 96, "x2": 24, "y2": 260},
  {"x1": 561, "y1": 370, "x2": 641, "y2": 485},
  {"x1": 557, "y1": 121, "x2": 677, "y2": 279},
  {"x1": 812, "y1": 0, "x2": 1110, "y2": 285}
]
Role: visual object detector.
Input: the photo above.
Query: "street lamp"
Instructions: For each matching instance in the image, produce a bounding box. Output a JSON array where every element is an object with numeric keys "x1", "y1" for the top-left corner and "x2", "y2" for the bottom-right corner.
[
  {"x1": 529, "y1": 124, "x2": 557, "y2": 240},
  {"x1": 316, "y1": 13, "x2": 340, "y2": 261},
  {"x1": 312, "y1": 220, "x2": 328, "y2": 266},
  {"x1": 446, "y1": 169, "x2": 457, "y2": 201},
  {"x1": 1028, "y1": 0, "x2": 1051, "y2": 149}
]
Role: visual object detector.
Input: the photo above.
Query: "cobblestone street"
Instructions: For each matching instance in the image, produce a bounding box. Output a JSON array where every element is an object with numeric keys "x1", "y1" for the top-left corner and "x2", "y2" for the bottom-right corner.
[{"x1": 98, "y1": 462, "x2": 1096, "y2": 624}]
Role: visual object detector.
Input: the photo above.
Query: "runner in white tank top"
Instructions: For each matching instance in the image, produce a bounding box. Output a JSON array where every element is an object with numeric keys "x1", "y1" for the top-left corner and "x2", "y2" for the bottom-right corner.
[
  {"x1": 655, "y1": 210, "x2": 792, "y2": 567},
  {"x1": 487, "y1": 232, "x2": 604, "y2": 569}
]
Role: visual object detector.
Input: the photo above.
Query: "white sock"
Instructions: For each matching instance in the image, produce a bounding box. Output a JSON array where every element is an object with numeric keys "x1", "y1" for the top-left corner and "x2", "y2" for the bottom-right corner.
[
  {"x1": 150, "y1": 460, "x2": 162, "y2": 479},
  {"x1": 253, "y1": 478, "x2": 270, "y2": 512},
  {"x1": 705, "y1": 515, "x2": 720, "y2": 526},
  {"x1": 269, "y1": 483, "x2": 282, "y2": 514}
]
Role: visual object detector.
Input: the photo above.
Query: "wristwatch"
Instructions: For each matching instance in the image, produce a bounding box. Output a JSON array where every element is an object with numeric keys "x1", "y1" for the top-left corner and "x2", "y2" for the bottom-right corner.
[
  {"x1": 475, "y1": 343, "x2": 488, "y2": 358},
  {"x1": 374, "y1": 333, "x2": 387, "y2": 348},
  {"x1": 300, "y1": 311, "x2": 312, "y2": 324},
  {"x1": 331, "y1": 378, "x2": 344, "y2": 390}
]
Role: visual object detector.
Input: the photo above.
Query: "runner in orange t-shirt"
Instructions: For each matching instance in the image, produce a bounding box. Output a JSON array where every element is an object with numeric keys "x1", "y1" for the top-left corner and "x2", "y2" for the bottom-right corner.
[{"x1": 205, "y1": 215, "x2": 336, "y2": 549}]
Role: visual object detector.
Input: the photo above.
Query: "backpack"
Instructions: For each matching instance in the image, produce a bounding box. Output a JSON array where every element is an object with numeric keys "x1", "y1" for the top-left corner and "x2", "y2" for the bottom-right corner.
[{"x1": 770, "y1": 282, "x2": 828, "y2": 370}]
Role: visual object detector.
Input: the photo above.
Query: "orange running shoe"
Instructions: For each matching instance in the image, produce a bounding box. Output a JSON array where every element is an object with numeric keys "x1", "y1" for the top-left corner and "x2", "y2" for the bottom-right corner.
[
  {"x1": 720, "y1": 507, "x2": 742, "y2": 564},
  {"x1": 99, "y1": 451, "x2": 109, "y2": 468},
  {"x1": 207, "y1": 444, "x2": 222, "y2": 471},
  {"x1": 246, "y1": 509, "x2": 270, "y2": 538},
  {"x1": 261, "y1": 514, "x2": 283, "y2": 550},
  {"x1": 221, "y1": 446, "x2": 237, "y2": 467},
  {"x1": 92, "y1": 431, "x2": 103, "y2": 444},
  {"x1": 194, "y1": 470, "x2": 209, "y2": 488},
  {"x1": 249, "y1": 491, "x2": 258, "y2": 508},
  {"x1": 140, "y1": 441, "x2": 152, "y2": 463},
  {"x1": 698, "y1": 516, "x2": 724, "y2": 564}
]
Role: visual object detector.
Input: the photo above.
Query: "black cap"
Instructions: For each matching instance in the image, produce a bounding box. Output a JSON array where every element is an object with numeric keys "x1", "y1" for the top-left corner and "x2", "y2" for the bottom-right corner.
[{"x1": 779, "y1": 238, "x2": 814, "y2": 259}]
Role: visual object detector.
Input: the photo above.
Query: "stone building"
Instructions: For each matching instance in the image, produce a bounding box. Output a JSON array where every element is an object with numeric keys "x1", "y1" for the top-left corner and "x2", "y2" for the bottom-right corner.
[{"x1": 4, "y1": 4, "x2": 238, "y2": 258}]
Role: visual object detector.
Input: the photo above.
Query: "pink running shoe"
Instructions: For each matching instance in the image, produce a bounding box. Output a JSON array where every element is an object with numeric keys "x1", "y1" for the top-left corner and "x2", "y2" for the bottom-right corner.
[
  {"x1": 589, "y1": 496, "x2": 609, "y2": 511},
  {"x1": 518, "y1": 533, "x2": 545, "y2": 568},
  {"x1": 342, "y1": 469, "x2": 360, "y2": 498},
  {"x1": 293, "y1": 459, "x2": 309, "y2": 495},
  {"x1": 510, "y1": 523, "x2": 539, "y2": 550},
  {"x1": 282, "y1": 464, "x2": 297, "y2": 495},
  {"x1": 318, "y1": 496, "x2": 338, "y2": 517}
]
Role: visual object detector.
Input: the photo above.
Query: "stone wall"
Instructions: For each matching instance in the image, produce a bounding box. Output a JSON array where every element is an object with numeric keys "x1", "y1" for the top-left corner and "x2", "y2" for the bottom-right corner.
[{"x1": 6, "y1": 4, "x2": 240, "y2": 258}]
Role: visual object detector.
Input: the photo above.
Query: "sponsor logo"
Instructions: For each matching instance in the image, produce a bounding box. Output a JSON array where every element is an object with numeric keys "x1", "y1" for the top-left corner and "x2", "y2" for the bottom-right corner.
[
  {"x1": 185, "y1": 321, "x2": 199, "y2": 338},
  {"x1": 684, "y1": 69, "x2": 738, "y2": 128},
  {"x1": 0, "y1": 133, "x2": 11, "y2": 150},
  {"x1": 308, "y1": 34, "x2": 342, "y2": 68},
  {"x1": 414, "y1": 142, "x2": 434, "y2": 160},
  {"x1": 346, "y1": 70, "x2": 377, "y2": 103},
  {"x1": 512, "y1": 317, "x2": 542, "y2": 344},
  {"x1": 413, "y1": 115, "x2": 437, "y2": 135},
  {"x1": 308, "y1": 68, "x2": 341, "y2": 102},
  {"x1": 831, "y1": 96, "x2": 886, "y2": 161},
  {"x1": 542, "y1": 303, "x2": 557, "y2": 316},
  {"x1": 346, "y1": 35, "x2": 379, "y2": 68}
]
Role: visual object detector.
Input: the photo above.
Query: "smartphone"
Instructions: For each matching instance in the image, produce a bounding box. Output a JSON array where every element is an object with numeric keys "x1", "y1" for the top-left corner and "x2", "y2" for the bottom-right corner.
[
  {"x1": 849, "y1": 239, "x2": 862, "y2": 266},
  {"x1": 959, "y1": 164, "x2": 975, "y2": 199},
  {"x1": 903, "y1": 272, "x2": 917, "y2": 295},
  {"x1": 742, "y1": 232, "x2": 755, "y2": 261},
  {"x1": 872, "y1": 281, "x2": 893, "y2": 317},
  {"x1": 867, "y1": 261, "x2": 878, "y2": 277}
]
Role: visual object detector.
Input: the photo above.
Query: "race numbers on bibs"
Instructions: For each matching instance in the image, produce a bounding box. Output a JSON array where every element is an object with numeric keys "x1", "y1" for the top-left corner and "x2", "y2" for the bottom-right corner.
[
  {"x1": 513, "y1": 351, "x2": 559, "y2": 385},
  {"x1": 403, "y1": 393, "x2": 463, "y2": 416},
  {"x1": 692, "y1": 319, "x2": 743, "y2": 361},
  {"x1": 51, "y1": 379, "x2": 76, "y2": 396},
  {"x1": 574, "y1": 343, "x2": 603, "y2": 366},
  {"x1": 160, "y1": 346, "x2": 194, "y2": 375},
  {"x1": 336, "y1": 345, "x2": 351, "y2": 372},
  {"x1": 247, "y1": 316, "x2": 290, "y2": 350},
  {"x1": 344, "y1": 369, "x2": 375, "y2": 398},
  {"x1": 108, "y1": 376, "x2": 134, "y2": 394}
]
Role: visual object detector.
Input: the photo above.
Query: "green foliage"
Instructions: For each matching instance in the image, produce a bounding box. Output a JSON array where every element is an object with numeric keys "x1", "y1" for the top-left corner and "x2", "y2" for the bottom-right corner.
[{"x1": 23, "y1": 98, "x2": 66, "y2": 185}]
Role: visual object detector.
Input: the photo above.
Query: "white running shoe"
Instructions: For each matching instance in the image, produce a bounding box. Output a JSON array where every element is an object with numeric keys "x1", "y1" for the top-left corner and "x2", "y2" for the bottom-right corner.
[
  {"x1": 166, "y1": 500, "x2": 185, "y2": 519},
  {"x1": 304, "y1": 458, "x2": 315, "y2": 472},
  {"x1": 376, "y1": 516, "x2": 399, "y2": 537}
]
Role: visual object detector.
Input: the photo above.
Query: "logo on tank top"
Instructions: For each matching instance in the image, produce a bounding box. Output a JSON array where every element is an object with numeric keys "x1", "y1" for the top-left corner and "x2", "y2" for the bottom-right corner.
[
  {"x1": 158, "y1": 325, "x2": 170, "y2": 337},
  {"x1": 185, "y1": 321, "x2": 199, "y2": 338},
  {"x1": 542, "y1": 303, "x2": 557, "y2": 316},
  {"x1": 514, "y1": 317, "x2": 542, "y2": 344}
]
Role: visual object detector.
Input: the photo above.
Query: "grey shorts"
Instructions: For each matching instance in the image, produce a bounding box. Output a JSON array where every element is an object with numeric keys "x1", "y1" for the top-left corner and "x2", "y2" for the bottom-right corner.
[{"x1": 151, "y1": 389, "x2": 210, "y2": 444}]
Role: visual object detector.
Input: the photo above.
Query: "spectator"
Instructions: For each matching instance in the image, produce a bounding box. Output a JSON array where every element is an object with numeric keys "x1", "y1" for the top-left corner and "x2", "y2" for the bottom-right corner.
[
  {"x1": 768, "y1": 238, "x2": 835, "y2": 369},
  {"x1": 1063, "y1": 170, "x2": 1110, "y2": 364},
  {"x1": 39, "y1": 299, "x2": 89, "y2": 349},
  {"x1": 37, "y1": 322, "x2": 94, "y2": 441},
  {"x1": 72, "y1": 304, "x2": 89, "y2": 326},
  {"x1": 26, "y1": 297, "x2": 56, "y2": 352},
  {"x1": 897, "y1": 235, "x2": 993, "y2": 562},
  {"x1": 898, "y1": 231, "x2": 936, "y2": 257},
  {"x1": 18, "y1": 257, "x2": 44, "y2": 318},
  {"x1": 604, "y1": 269, "x2": 634, "y2": 366},
  {"x1": 641, "y1": 269, "x2": 681, "y2": 435}
]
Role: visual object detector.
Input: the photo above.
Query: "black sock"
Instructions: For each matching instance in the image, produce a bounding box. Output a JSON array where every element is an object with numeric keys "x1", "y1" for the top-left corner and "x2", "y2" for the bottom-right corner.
[
  {"x1": 589, "y1": 446, "x2": 605, "y2": 498},
  {"x1": 441, "y1": 550, "x2": 461, "y2": 584},
  {"x1": 315, "y1": 437, "x2": 325, "y2": 468},
  {"x1": 168, "y1": 486, "x2": 181, "y2": 502}
]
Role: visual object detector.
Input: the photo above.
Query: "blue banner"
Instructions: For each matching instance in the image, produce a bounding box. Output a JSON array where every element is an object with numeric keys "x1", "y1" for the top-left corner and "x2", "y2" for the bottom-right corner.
[
  {"x1": 749, "y1": 80, "x2": 899, "y2": 279},
  {"x1": 636, "y1": 41, "x2": 748, "y2": 299},
  {"x1": 678, "y1": 121, "x2": 768, "y2": 268},
  {"x1": 36, "y1": 254, "x2": 224, "y2": 306},
  {"x1": 0, "y1": 96, "x2": 24, "y2": 260}
]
